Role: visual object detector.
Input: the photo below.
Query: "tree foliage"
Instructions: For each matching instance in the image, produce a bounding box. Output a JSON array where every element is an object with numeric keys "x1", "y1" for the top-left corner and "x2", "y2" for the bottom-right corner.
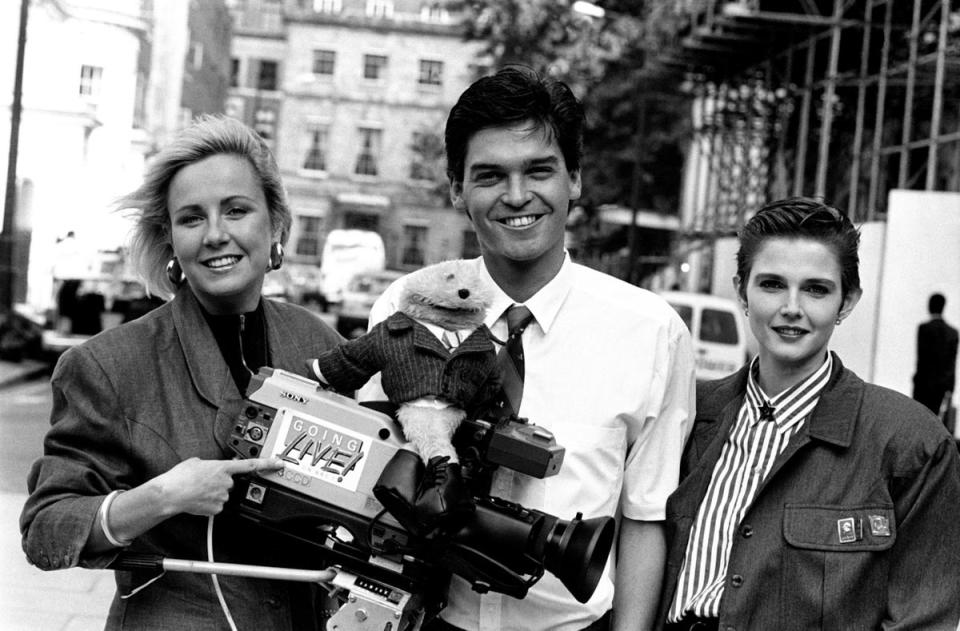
[{"x1": 453, "y1": 0, "x2": 691, "y2": 214}]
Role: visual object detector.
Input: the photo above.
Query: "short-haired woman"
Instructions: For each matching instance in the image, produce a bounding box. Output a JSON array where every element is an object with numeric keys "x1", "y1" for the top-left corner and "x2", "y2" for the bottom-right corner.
[{"x1": 658, "y1": 197, "x2": 960, "y2": 630}]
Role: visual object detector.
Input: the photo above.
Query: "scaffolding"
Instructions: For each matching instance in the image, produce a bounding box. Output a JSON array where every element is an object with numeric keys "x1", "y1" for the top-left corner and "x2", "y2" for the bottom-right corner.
[{"x1": 643, "y1": 0, "x2": 960, "y2": 236}]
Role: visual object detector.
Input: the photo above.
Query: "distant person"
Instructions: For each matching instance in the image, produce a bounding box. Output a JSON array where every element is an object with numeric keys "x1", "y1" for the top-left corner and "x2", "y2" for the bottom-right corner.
[
  {"x1": 913, "y1": 292, "x2": 958, "y2": 418},
  {"x1": 658, "y1": 198, "x2": 960, "y2": 630},
  {"x1": 20, "y1": 115, "x2": 341, "y2": 630}
]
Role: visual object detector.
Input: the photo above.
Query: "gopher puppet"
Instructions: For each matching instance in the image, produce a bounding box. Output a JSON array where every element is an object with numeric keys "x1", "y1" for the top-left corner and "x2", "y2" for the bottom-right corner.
[{"x1": 310, "y1": 259, "x2": 500, "y2": 534}]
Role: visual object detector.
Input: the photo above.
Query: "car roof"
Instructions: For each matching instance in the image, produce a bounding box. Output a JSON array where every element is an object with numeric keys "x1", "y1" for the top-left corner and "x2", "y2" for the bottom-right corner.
[{"x1": 659, "y1": 291, "x2": 741, "y2": 310}]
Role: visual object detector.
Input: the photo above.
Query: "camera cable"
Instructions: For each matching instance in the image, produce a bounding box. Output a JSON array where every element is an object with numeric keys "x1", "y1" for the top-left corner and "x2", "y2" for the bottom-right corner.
[{"x1": 207, "y1": 515, "x2": 239, "y2": 631}]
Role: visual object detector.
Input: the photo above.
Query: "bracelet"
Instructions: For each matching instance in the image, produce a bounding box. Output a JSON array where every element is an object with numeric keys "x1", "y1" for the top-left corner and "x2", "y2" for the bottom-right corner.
[{"x1": 99, "y1": 490, "x2": 132, "y2": 547}]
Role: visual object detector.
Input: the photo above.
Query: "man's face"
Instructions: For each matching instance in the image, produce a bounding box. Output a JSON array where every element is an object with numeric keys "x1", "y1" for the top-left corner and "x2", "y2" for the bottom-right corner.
[{"x1": 450, "y1": 120, "x2": 581, "y2": 272}]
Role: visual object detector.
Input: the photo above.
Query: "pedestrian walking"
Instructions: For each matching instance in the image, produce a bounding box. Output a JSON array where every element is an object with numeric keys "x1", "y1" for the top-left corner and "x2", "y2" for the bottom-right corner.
[{"x1": 913, "y1": 292, "x2": 958, "y2": 422}]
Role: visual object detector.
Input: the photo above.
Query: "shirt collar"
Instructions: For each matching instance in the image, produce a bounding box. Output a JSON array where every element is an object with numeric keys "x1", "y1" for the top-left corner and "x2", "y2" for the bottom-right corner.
[
  {"x1": 745, "y1": 353, "x2": 833, "y2": 427},
  {"x1": 479, "y1": 251, "x2": 574, "y2": 335}
]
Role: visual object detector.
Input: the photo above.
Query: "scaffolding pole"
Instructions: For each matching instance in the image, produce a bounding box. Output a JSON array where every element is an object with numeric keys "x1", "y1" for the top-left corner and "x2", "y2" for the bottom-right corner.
[
  {"x1": 793, "y1": 38, "x2": 817, "y2": 196},
  {"x1": 898, "y1": 0, "x2": 921, "y2": 188},
  {"x1": 848, "y1": 0, "x2": 875, "y2": 218},
  {"x1": 814, "y1": 0, "x2": 843, "y2": 198},
  {"x1": 925, "y1": 0, "x2": 949, "y2": 190},
  {"x1": 867, "y1": 0, "x2": 893, "y2": 221}
]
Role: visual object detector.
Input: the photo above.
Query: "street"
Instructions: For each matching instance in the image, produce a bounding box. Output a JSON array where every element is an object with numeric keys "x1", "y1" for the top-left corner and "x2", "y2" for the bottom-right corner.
[
  {"x1": 1, "y1": 377, "x2": 51, "y2": 494},
  {"x1": 1, "y1": 373, "x2": 115, "y2": 630}
]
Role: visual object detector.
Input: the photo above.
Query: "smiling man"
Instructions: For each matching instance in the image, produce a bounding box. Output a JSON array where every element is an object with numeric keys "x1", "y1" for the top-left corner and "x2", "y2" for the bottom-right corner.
[{"x1": 362, "y1": 66, "x2": 696, "y2": 631}]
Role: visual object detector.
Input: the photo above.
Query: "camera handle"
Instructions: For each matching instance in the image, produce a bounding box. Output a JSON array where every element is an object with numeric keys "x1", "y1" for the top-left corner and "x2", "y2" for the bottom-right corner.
[{"x1": 108, "y1": 553, "x2": 425, "y2": 631}]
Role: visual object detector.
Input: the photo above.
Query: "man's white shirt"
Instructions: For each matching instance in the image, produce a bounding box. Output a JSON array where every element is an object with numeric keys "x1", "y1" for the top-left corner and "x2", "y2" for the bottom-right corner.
[{"x1": 359, "y1": 254, "x2": 695, "y2": 631}]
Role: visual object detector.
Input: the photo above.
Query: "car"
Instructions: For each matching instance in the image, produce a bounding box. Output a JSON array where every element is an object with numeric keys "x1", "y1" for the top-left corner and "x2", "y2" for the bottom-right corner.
[
  {"x1": 660, "y1": 290, "x2": 750, "y2": 381},
  {"x1": 336, "y1": 269, "x2": 405, "y2": 338},
  {"x1": 320, "y1": 230, "x2": 387, "y2": 308}
]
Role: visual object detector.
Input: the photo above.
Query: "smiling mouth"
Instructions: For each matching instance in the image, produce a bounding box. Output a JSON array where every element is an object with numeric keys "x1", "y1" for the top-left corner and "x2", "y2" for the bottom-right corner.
[
  {"x1": 203, "y1": 255, "x2": 242, "y2": 270},
  {"x1": 498, "y1": 214, "x2": 543, "y2": 228},
  {"x1": 772, "y1": 326, "x2": 808, "y2": 337}
]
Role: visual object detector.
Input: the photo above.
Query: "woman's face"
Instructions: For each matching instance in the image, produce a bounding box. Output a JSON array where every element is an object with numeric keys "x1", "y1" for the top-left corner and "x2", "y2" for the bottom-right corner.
[
  {"x1": 167, "y1": 153, "x2": 275, "y2": 315},
  {"x1": 735, "y1": 236, "x2": 861, "y2": 390}
]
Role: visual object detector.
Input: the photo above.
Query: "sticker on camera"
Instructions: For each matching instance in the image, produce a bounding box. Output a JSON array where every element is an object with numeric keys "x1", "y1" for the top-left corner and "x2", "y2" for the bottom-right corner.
[{"x1": 270, "y1": 410, "x2": 367, "y2": 492}]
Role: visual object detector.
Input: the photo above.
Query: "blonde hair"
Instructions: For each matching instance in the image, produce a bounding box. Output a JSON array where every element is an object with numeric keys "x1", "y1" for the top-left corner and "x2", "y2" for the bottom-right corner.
[{"x1": 121, "y1": 115, "x2": 291, "y2": 297}]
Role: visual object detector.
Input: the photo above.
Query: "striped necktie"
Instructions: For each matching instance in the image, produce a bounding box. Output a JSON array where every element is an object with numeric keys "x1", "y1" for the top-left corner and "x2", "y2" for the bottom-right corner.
[{"x1": 495, "y1": 305, "x2": 534, "y2": 418}]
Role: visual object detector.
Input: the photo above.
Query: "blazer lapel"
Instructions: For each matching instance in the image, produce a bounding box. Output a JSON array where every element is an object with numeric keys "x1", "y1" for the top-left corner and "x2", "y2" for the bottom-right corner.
[{"x1": 171, "y1": 287, "x2": 242, "y2": 454}]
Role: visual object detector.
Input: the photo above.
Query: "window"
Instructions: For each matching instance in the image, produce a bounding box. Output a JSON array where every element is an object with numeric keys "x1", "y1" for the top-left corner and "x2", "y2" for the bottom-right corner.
[
  {"x1": 363, "y1": 54, "x2": 387, "y2": 81},
  {"x1": 420, "y1": 2, "x2": 448, "y2": 23},
  {"x1": 225, "y1": 95, "x2": 245, "y2": 120},
  {"x1": 190, "y1": 43, "x2": 204, "y2": 71},
  {"x1": 313, "y1": 0, "x2": 341, "y2": 12},
  {"x1": 418, "y1": 59, "x2": 443, "y2": 86},
  {"x1": 461, "y1": 230, "x2": 481, "y2": 259},
  {"x1": 670, "y1": 304, "x2": 693, "y2": 334},
  {"x1": 700, "y1": 308, "x2": 739, "y2": 345},
  {"x1": 312, "y1": 50, "x2": 336, "y2": 76},
  {"x1": 230, "y1": 58, "x2": 240, "y2": 87},
  {"x1": 366, "y1": 0, "x2": 393, "y2": 18},
  {"x1": 79, "y1": 64, "x2": 103, "y2": 97},
  {"x1": 254, "y1": 107, "x2": 277, "y2": 140},
  {"x1": 296, "y1": 216, "x2": 323, "y2": 257},
  {"x1": 257, "y1": 60, "x2": 278, "y2": 91},
  {"x1": 343, "y1": 212, "x2": 379, "y2": 232},
  {"x1": 354, "y1": 128, "x2": 382, "y2": 176},
  {"x1": 302, "y1": 125, "x2": 329, "y2": 172},
  {"x1": 409, "y1": 131, "x2": 441, "y2": 181},
  {"x1": 401, "y1": 225, "x2": 427, "y2": 266}
]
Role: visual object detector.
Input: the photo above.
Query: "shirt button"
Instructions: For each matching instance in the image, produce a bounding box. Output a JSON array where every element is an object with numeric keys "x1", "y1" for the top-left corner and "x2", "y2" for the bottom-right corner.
[
  {"x1": 730, "y1": 574, "x2": 744, "y2": 587},
  {"x1": 740, "y1": 525, "x2": 753, "y2": 538}
]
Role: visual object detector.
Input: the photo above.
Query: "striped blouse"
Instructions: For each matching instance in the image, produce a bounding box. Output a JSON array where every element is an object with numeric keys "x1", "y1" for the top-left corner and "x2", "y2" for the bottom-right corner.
[{"x1": 668, "y1": 354, "x2": 834, "y2": 622}]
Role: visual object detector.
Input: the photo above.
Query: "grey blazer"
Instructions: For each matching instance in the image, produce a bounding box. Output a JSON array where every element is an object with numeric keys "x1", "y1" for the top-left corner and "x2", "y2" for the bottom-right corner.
[{"x1": 20, "y1": 286, "x2": 342, "y2": 630}]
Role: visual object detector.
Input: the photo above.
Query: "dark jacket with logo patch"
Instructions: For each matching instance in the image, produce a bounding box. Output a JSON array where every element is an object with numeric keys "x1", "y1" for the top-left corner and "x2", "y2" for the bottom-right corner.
[{"x1": 657, "y1": 353, "x2": 960, "y2": 630}]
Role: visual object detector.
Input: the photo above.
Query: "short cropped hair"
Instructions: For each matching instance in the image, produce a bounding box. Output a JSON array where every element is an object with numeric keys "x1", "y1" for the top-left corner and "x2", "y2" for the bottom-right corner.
[
  {"x1": 121, "y1": 115, "x2": 291, "y2": 297},
  {"x1": 736, "y1": 197, "x2": 861, "y2": 300},
  {"x1": 444, "y1": 65, "x2": 584, "y2": 183},
  {"x1": 929, "y1": 293, "x2": 946, "y2": 315}
]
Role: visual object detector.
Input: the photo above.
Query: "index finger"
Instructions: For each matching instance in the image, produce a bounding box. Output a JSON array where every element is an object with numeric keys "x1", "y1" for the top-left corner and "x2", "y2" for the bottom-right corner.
[{"x1": 222, "y1": 457, "x2": 284, "y2": 475}]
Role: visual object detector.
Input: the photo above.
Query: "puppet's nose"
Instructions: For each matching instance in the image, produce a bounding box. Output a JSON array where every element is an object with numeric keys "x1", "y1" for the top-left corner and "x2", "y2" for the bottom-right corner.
[{"x1": 458, "y1": 289, "x2": 470, "y2": 299}]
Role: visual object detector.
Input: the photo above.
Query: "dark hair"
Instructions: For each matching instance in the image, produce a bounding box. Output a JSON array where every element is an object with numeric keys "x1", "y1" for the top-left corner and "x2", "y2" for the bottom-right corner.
[
  {"x1": 444, "y1": 65, "x2": 584, "y2": 183},
  {"x1": 929, "y1": 293, "x2": 946, "y2": 315},
  {"x1": 736, "y1": 197, "x2": 861, "y2": 300},
  {"x1": 120, "y1": 115, "x2": 291, "y2": 297}
]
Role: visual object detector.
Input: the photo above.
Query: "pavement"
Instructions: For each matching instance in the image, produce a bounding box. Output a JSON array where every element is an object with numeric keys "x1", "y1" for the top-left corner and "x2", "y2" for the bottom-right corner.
[
  {"x1": 1, "y1": 359, "x2": 114, "y2": 629},
  {"x1": 0, "y1": 357, "x2": 51, "y2": 391},
  {"x1": 0, "y1": 491, "x2": 114, "y2": 630}
]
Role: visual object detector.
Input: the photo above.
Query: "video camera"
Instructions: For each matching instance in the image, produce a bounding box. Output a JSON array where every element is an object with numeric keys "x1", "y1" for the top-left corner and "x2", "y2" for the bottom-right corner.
[{"x1": 227, "y1": 368, "x2": 614, "y2": 629}]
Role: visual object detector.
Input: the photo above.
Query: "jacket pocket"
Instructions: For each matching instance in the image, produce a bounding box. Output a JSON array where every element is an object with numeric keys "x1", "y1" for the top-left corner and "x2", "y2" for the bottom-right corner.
[
  {"x1": 779, "y1": 504, "x2": 895, "y2": 631},
  {"x1": 783, "y1": 504, "x2": 896, "y2": 551}
]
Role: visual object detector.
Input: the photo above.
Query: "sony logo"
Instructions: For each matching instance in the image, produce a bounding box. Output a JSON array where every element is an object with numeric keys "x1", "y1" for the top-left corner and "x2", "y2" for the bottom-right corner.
[{"x1": 280, "y1": 391, "x2": 307, "y2": 405}]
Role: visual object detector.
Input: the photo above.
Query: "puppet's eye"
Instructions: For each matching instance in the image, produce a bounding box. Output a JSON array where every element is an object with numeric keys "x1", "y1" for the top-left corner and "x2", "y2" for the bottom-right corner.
[{"x1": 446, "y1": 273, "x2": 455, "y2": 281}]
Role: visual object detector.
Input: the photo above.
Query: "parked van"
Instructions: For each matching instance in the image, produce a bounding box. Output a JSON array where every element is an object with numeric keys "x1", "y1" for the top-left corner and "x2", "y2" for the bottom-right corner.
[
  {"x1": 319, "y1": 229, "x2": 386, "y2": 307},
  {"x1": 660, "y1": 291, "x2": 751, "y2": 381}
]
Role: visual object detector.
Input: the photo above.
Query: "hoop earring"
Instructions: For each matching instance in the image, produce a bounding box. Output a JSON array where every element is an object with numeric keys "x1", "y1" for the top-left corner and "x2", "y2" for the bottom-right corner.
[
  {"x1": 269, "y1": 242, "x2": 284, "y2": 270},
  {"x1": 166, "y1": 257, "x2": 184, "y2": 286},
  {"x1": 744, "y1": 308, "x2": 749, "y2": 317}
]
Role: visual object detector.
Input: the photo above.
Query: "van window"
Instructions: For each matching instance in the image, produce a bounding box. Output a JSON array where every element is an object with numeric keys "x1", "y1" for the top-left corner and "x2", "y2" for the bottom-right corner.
[
  {"x1": 701, "y1": 308, "x2": 738, "y2": 344},
  {"x1": 671, "y1": 303, "x2": 693, "y2": 333}
]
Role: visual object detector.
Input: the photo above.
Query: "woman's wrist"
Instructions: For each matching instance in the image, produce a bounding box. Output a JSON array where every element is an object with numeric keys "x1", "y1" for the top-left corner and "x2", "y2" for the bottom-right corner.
[{"x1": 98, "y1": 490, "x2": 132, "y2": 547}]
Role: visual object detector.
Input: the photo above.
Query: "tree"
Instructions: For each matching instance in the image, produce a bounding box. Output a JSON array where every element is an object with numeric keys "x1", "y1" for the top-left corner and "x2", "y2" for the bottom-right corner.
[{"x1": 455, "y1": 0, "x2": 692, "y2": 283}]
